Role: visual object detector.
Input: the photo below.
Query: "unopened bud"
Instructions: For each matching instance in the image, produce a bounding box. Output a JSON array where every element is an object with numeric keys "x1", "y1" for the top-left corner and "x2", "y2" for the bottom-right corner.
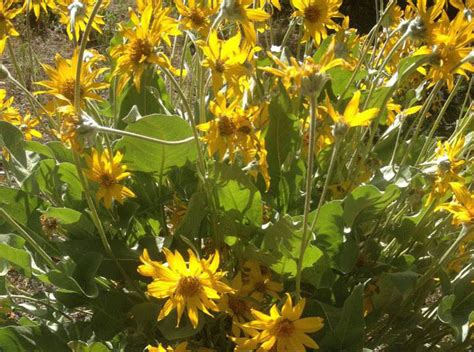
[
  {"x1": 77, "y1": 112, "x2": 98, "y2": 137},
  {"x1": 301, "y1": 72, "x2": 329, "y2": 98},
  {"x1": 407, "y1": 17, "x2": 426, "y2": 41},
  {"x1": 220, "y1": 0, "x2": 243, "y2": 21},
  {"x1": 333, "y1": 122, "x2": 349, "y2": 138},
  {"x1": 68, "y1": 0, "x2": 85, "y2": 38}
]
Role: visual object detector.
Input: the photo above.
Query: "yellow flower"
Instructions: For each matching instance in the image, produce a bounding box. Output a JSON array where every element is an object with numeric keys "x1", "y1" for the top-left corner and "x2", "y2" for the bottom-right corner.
[
  {"x1": 8, "y1": 113, "x2": 43, "y2": 141},
  {"x1": 137, "y1": 248, "x2": 233, "y2": 328},
  {"x1": 436, "y1": 182, "x2": 474, "y2": 225},
  {"x1": 111, "y1": 5, "x2": 182, "y2": 93},
  {"x1": 386, "y1": 101, "x2": 422, "y2": 125},
  {"x1": 85, "y1": 149, "x2": 136, "y2": 208},
  {"x1": 450, "y1": 0, "x2": 473, "y2": 20},
  {"x1": 257, "y1": 0, "x2": 281, "y2": 10},
  {"x1": 241, "y1": 260, "x2": 283, "y2": 302},
  {"x1": 332, "y1": 16, "x2": 359, "y2": 68},
  {"x1": 174, "y1": 0, "x2": 219, "y2": 36},
  {"x1": 232, "y1": 294, "x2": 324, "y2": 351},
  {"x1": 406, "y1": 0, "x2": 446, "y2": 43},
  {"x1": 220, "y1": 0, "x2": 270, "y2": 44},
  {"x1": 24, "y1": 0, "x2": 56, "y2": 19},
  {"x1": 146, "y1": 342, "x2": 189, "y2": 352},
  {"x1": 426, "y1": 137, "x2": 465, "y2": 204},
  {"x1": 261, "y1": 46, "x2": 343, "y2": 96},
  {"x1": 447, "y1": 243, "x2": 469, "y2": 273},
  {"x1": 418, "y1": 11, "x2": 474, "y2": 91},
  {"x1": 36, "y1": 50, "x2": 109, "y2": 106},
  {"x1": 300, "y1": 109, "x2": 335, "y2": 156},
  {"x1": 382, "y1": 4, "x2": 404, "y2": 29},
  {"x1": 0, "y1": 89, "x2": 20, "y2": 122},
  {"x1": 218, "y1": 272, "x2": 254, "y2": 337},
  {"x1": 291, "y1": 0, "x2": 343, "y2": 44},
  {"x1": 325, "y1": 91, "x2": 380, "y2": 129},
  {"x1": 0, "y1": 0, "x2": 22, "y2": 53},
  {"x1": 164, "y1": 195, "x2": 188, "y2": 234},
  {"x1": 197, "y1": 93, "x2": 270, "y2": 188},
  {"x1": 198, "y1": 30, "x2": 252, "y2": 95},
  {"x1": 136, "y1": 0, "x2": 163, "y2": 12},
  {"x1": 198, "y1": 93, "x2": 260, "y2": 160},
  {"x1": 53, "y1": 105, "x2": 83, "y2": 152},
  {"x1": 56, "y1": 0, "x2": 109, "y2": 41}
]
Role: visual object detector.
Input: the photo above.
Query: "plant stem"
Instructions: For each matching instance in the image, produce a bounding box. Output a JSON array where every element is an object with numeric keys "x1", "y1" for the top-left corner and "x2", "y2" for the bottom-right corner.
[
  {"x1": 0, "y1": 208, "x2": 56, "y2": 268},
  {"x1": 295, "y1": 95, "x2": 318, "y2": 298},
  {"x1": 6, "y1": 294, "x2": 74, "y2": 320},
  {"x1": 397, "y1": 81, "x2": 443, "y2": 171},
  {"x1": 308, "y1": 139, "x2": 340, "y2": 239},
  {"x1": 339, "y1": 0, "x2": 396, "y2": 100},
  {"x1": 95, "y1": 125, "x2": 195, "y2": 145},
  {"x1": 73, "y1": 0, "x2": 103, "y2": 112},
  {"x1": 416, "y1": 76, "x2": 462, "y2": 164},
  {"x1": 161, "y1": 68, "x2": 220, "y2": 245}
]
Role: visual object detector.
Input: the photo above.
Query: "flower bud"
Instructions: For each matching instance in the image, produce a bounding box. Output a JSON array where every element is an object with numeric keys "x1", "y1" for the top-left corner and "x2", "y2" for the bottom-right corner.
[
  {"x1": 301, "y1": 72, "x2": 329, "y2": 98},
  {"x1": 220, "y1": 0, "x2": 243, "y2": 21},
  {"x1": 407, "y1": 17, "x2": 426, "y2": 41},
  {"x1": 77, "y1": 111, "x2": 98, "y2": 137},
  {"x1": 333, "y1": 122, "x2": 349, "y2": 138}
]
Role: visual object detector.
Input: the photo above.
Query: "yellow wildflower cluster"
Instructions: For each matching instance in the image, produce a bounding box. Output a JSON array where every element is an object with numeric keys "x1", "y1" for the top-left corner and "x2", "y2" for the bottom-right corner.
[{"x1": 139, "y1": 250, "x2": 323, "y2": 351}]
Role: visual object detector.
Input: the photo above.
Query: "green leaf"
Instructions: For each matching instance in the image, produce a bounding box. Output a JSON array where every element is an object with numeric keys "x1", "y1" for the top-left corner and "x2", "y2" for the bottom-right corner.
[
  {"x1": 39, "y1": 253, "x2": 102, "y2": 298},
  {"x1": 22, "y1": 160, "x2": 83, "y2": 206},
  {"x1": 212, "y1": 163, "x2": 262, "y2": 226},
  {"x1": 46, "y1": 141, "x2": 73, "y2": 163},
  {"x1": 372, "y1": 271, "x2": 418, "y2": 314},
  {"x1": 175, "y1": 191, "x2": 207, "y2": 238},
  {"x1": 313, "y1": 201, "x2": 344, "y2": 260},
  {"x1": 0, "y1": 326, "x2": 36, "y2": 351},
  {"x1": 73, "y1": 252, "x2": 103, "y2": 298},
  {"x1": 0, "y1": 186, "x2": 43, "y2": 231},
  {"x1": 0, "y1": 121, "x2": 26, "y2": 167},
  {"x1": 68, "y1": 341, "x2": 111, "y2": 352},
  {"x1": 324, "y1": 284, "x2": 365, "y2": 350},
  {"x1": 265, "y1": 94, "x2": 300, "y2": 197},
  {"x1": 438, "y1": 269, "x2": 474, "y2": 342},
  {"x1": 328, "y1": 67, "x2": 368, "y2": 97},
  {"x1": 24, "y1": 141, "x2": 55, "y2": 159},
  {"x1": 0, "y1": 234, "x2": 32, "y2": 277},
  {"x1": 90, "y1": 291, "x2": 130, "y2": 340},
  {"x1": 157, "y1": 309, "x2": 204, "y2": 340},
  {"x1": 262, "y1": 215, "x2": 330, "y2": 285},
  {"x1": 0, "y1": 325, "x2": 68, "y2": 351},
  {"x1": 334, "y1": 237, "x2": 359, "y2": 274},
  {"x1": 115, "y1": 114, "x2": 196, "y2": 175},
  {"x1": 118, "y1": 72, "x2": 165, "y2": 125},
  {"x1": 343, "y1": 184, "x2": 400, "y2": 227}
]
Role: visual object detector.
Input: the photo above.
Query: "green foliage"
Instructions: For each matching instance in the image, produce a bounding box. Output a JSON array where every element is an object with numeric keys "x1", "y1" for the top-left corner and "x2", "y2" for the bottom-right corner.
[{"x1": 116, "y1": 114, "x2": 197, "y2": 176}]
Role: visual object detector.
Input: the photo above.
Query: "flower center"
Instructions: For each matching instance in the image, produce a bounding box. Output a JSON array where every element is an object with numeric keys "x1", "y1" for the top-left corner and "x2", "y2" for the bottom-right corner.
[
  {"x1": 61, "y1": 78, "x2": 78, "y2": 101},
  {"x1": 254, "y1": 280, "x2": 267, "y2": 292},
  {"x1": 304, "y1": 5, "x2": 321, "y2": 23},
  {"x1": 40, "y1": 215, "x2": 59, "y2": 235},
  {"x1": 189, "y1": 9, "x2": 206, "y2": 27},
  {"x1": 228, "y1": 296, "x2": 249, "y2": 316},
  {"x1": 275, "y1": 319, "x2": 295, "y2": 338},
  {"x1": 237, "y1": 124, "x2": 251, "y2": 134},
  {"x1": 218, "y1": 116, "x2": 236, "y2": 136},
  {"x1": 100, "y1": 174, "x2": 115, "y2": 187},
  {"x1": 129, "y1": 38, "x2": 153, "y2": 63},
  {"x1": 215, "y1": 59, "x2": 226, "y2": 73},
  {"x1": 176, "y1": 276, "x2": 202, "y2": 297}
]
